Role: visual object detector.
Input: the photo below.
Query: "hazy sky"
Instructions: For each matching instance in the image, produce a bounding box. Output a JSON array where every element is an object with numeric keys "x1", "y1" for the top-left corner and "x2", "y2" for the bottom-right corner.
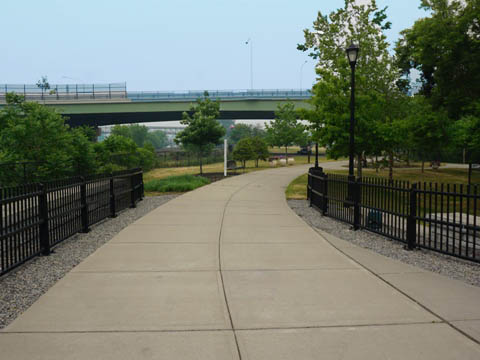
[{"x1": 1, "y1": 0, "x2": 427, "y2": 92}]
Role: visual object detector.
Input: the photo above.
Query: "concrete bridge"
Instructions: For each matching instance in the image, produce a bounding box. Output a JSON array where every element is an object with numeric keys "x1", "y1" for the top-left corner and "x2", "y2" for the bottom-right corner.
[{"x1": 0, "y1": 83, "x2": 311, "y2": 127}]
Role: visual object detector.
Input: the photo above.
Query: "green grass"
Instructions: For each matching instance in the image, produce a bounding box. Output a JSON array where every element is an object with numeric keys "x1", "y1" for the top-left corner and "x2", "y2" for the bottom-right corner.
[
  {"x1": 285, "y1": 168, "x2": 480, "y2": 218},
  {"x1": 285, "y1": 173, "x2": 308, "y2": 200},
  {"x1": 144, "y1": 175, "x2": 210, "y2": 193}
]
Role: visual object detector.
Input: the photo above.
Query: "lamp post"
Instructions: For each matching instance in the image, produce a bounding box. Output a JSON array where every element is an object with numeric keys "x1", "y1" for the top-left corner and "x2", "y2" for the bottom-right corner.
[
  {"x1": 300, "y1": 60, "x2": 307, "y2": 90},
  {"x1": 245, "y1": 38, "x2": 253, "y2": 90},
  {"x1": 346, "y1": 43, "x2": 359, "y2": 200}
]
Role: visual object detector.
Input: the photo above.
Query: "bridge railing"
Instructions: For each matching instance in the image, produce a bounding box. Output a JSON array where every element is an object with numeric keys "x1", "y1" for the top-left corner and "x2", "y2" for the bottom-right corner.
[
  {"x1": 127, "y1": 89, "x2": 311, "y2": 101},
  {"x1": 0, "y1": 84, "x2": 311, "y2": 103},
  {"x1": 0, "y1": 83, "x2": 127, "y2": 102}
]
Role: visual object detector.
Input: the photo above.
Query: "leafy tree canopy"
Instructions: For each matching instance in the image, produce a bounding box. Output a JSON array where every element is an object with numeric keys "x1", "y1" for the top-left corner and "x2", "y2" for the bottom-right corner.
[
  {"x1": 395, "y1": 0, "x2": 480, "y2": 119},
  {"x1": 174, "y1": 92, "x2": 225, "y2": 174}
]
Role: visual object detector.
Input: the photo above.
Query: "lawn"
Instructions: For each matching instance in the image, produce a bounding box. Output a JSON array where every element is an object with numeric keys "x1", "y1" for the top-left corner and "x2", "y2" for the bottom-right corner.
[
  {"x1": 286, "y1": 167, "x2": 480, "y2": 200},
  {"x1": 144, "y1": 156, "x2": 334, "y2": 195}
]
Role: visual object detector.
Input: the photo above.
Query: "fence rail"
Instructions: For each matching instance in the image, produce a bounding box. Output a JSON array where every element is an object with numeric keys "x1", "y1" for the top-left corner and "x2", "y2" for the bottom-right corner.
[
  {"x1": 0, "y1": 83, "x2": 127, "y2": 101},
  {"x1": 0, "y1": 169, "x2": 143, "y2": 276},
  {"x1": 0, "y1": 83, "x2": 311, "y2": 103},
  {"x1": 307, "y1": 168, "x2": 480, "y2": 263}
]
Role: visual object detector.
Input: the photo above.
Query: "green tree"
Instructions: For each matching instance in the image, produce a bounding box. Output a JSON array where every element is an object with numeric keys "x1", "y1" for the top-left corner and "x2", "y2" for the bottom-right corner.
[
  {"x1": 146, "y1": 130, "x2": 168, "y2": 149},
  {"x1": 111, "y1": 124, "x2": 150, "y2": 147},
  {"x1": 265, "y1": 103, "x2": 305, "y2": 163},
  {"x1": 174, "y1": 92, "x2": 225, "y2": 174},
  {"x1": 36, "y1": 76, "x2": 50, "y2": 97},
  {"x1": 0, "y1": 93, "x2": 75, "y2": 182},
  {"x1": 229, "y1": 123, "x2": 253, "y2": 144},
  {"x1": 396, "y1": 0, "x2": 480, "y2": 119},
  {"x1": 298, "y1": 0, "x2": 401, "y2": 177},
  {"x1": 405, "y1": 97, "x2": 451, "y2": 172},
  {"x1": 250, "y1": 136, "x2": 270, "y2": 167},
  {"x1": 453, "y1": 101, "x2": 480, "y2": 163},
  {"x1": 232, "y1": 138, "x2": 254, "y2": 168}
]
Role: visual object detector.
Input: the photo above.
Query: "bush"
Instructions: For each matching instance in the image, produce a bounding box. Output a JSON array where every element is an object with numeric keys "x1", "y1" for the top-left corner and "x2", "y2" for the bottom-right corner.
[{"x1": 144, "y1": 175, "x2": 210, "y2": 193}]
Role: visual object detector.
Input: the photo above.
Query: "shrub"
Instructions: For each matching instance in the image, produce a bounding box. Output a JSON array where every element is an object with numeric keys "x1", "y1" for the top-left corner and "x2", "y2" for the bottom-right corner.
[{"x1": 144, "y1": 174, "x2": 210, "y2": 193}]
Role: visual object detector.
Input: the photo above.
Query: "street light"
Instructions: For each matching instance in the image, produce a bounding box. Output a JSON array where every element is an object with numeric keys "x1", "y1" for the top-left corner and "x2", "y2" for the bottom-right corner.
[
  {"x1": 245, "y1": 38, "x2": 253, "y2": 90},
  {"x1": 300, "y1": 60, "x2": 308, "y2": 90},
  {"x1": 346, "y1": 42, "x2": 359, "y2": 204},
  {"x1": 346, "y1": 42, "x2": 359, "y2": 178}
]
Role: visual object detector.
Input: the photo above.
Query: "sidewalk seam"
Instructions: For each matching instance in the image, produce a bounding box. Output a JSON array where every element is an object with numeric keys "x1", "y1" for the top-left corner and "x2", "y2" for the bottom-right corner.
[
  {"x1": 312, "y1": 227, "x2": 480, "y2": 346},
  {"x1": 218, "y1": 182, "x2": 253, "y2": 360}
]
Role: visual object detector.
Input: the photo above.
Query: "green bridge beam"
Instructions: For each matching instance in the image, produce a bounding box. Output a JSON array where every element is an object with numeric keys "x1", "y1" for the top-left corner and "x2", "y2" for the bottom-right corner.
[{"x1": 45, "y1": 99, "x2": 310, "y2": 126}]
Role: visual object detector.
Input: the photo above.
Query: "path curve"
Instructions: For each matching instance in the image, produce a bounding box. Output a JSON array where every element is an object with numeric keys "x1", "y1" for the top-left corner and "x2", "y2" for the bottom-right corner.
[{"x1": 1, "y1": 164, "x2": 480, "y2": 359}]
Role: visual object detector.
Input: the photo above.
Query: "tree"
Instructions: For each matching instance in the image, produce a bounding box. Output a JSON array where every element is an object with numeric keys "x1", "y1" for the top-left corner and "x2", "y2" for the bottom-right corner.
[
  {"x1": 404, "y1": 96, "x2": 451, "y2": 172},
  {"x1": 250, "y1": 137, "x2": 270, "y2": 167},
  {"x1": 146, "y1": 130, "x2": 168, "y2": 149},
  {"x1": 453, "y1": 101, "x2": 480, "y2": 163},
  {"x1": 174, "y1": 92, "x2": 225, "y2": 174},
  {"x1": 395, "y1": 0, "x2": 480, "y2": 119},
  {"x1": 232, "y1": 138, "x2": 254, "y2": 168},
  {"x1": 0, "y1": 93, "x2": 76, "y2": 182},
  {"x1": 298, "y1": 0, "x2": 402, "y2": 177},
  {"x1": 36, "y1": 76, "x2": 50, "y2": 97},
  {"x1": 265, "y1": 102, "x2": 305, "y2": 163},
  {"x1": 111, "y1": 124, "x2": 150, "y2": 147},
  {"x1": 229, "y1": 123, "x2": 253, "y2": 144}
]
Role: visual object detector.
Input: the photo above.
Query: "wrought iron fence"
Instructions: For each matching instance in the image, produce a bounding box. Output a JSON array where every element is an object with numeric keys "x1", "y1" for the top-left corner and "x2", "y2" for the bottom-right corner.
[
  {"x1": 0, "y1": 169, "x2": 143, "y2": 276},
  {"x1": 308, "y1": 169, "x2": 480, "y2": 263}
]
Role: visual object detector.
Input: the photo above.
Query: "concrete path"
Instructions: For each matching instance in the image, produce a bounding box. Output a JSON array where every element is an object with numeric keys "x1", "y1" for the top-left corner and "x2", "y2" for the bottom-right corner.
[{"x1": 1, "y1": 165, "x2": 480, "y2": 359}]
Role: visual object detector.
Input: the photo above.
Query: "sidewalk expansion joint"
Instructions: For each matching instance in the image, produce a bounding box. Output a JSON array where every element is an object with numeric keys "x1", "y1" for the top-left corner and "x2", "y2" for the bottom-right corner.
[
  {"x1": 218, "y1": 182, "x2": 254, "y2": 360},
  {"x1": 1, "y1": 321, "x2": 447, "y2": 335},
  {"x1": 312, "y1": 227, "x2": 480, "y2": 346}
]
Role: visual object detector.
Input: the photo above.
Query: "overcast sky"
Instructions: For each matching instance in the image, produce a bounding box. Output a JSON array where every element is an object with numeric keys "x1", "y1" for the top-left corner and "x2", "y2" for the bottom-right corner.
[{"x1": 1, "y1": 0, "x2": 427, "y2": 92}]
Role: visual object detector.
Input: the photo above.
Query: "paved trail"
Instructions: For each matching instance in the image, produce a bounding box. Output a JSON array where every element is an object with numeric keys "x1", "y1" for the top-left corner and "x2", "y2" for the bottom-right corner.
[{"x1": 1, "y1": 165, "x2": 479, "y2": 359}]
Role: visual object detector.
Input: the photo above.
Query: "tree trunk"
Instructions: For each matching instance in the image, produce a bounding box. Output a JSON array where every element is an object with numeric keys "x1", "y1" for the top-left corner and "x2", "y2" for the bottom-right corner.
[
  {"x1": 356, "y1": 154, "x2": 362, "y2": 179},
  {"x1": 406, "y1": 150, "x2": 410, "y2": 167},
  {"x1": 285, "y1": 146, "x2": 288, "y2": 164},
  {"x1": 255, "y1": 159, "x2": 259, "y2": 168},
  {"x1": 375, "y1": 155, "x2": 379, "y2": 173},
  {"x1": 389, "y1": 152, "x2": 394, "y2": 182},
  {"x1": 421, "y1": 160, "x2": 425, "y2": 173},
  {"x1": 199, "y1": 154, "x2": 203, "y2": 175}
]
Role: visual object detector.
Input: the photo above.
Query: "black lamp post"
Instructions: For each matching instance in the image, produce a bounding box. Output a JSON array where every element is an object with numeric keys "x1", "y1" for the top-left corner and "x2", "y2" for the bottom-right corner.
[{"x1": 346, "y1": 42, "x2": 359, "y2": 201}]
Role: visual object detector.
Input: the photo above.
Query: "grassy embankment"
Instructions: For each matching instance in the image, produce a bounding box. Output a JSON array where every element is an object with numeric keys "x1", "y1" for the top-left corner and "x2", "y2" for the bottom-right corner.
[
  {"x1": 144, "y1": 155, "x2": 332, "y2": 195},
  {"x1": 286, "y1": 167, "x2": 480, "y2": 200}
]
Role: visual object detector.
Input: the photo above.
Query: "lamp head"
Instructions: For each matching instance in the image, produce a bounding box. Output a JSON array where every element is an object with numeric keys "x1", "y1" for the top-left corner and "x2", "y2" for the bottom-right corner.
[{"x1": 346, "y1": 42, "x2": 360, "y2": 66}]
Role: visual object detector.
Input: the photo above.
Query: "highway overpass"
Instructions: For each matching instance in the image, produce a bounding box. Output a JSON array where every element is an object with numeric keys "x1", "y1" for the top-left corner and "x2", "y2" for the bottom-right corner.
[{"x1": 0, "y1": 83, "x2": 312, "y2": 127}]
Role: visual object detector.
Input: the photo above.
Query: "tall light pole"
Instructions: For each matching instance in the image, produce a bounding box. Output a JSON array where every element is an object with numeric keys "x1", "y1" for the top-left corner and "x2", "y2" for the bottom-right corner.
[
  {"x1": 245, "y1": 38, "x2": 253, "y2": 90},
  {"x1": 346, "y1": 43, "x2": 359, "y2": 181},
  {"x1": 300, "y1": 60, "x2": 307, "y2": 90}
]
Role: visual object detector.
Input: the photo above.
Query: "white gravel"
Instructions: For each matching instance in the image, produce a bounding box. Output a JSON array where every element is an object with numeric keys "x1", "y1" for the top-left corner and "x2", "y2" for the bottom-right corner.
[
  {"x1": 288, "y1": 199, "x2": 480, "y2": 287},
  {"x1": 0, "y1": 195, "x2": 177, "y2": 329}
]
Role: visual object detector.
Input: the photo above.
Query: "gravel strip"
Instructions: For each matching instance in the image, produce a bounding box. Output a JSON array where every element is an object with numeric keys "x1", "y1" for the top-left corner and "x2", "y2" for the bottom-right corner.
[
  {"x1": 288, "y1": 199, "x2": 480, "y2": 287},
  {"x1": 0, "y1": 195, "x2": 177, "y2": 329}
]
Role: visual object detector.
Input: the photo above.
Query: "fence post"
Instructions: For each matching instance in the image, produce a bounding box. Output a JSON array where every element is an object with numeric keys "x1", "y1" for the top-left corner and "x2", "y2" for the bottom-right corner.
[
  {"x1": 110, "y1": 176, "x2": 117, "y2": 218},
  {"x1": 80, "y1": 177, "x2": 89, "y2": 233},
  {"x1": 140, "y1": 172, "x2": 144, "y2": 199},
  {"x1": 38, "y1": 184, "x2": 50, "y2": 256},
  {"x1": 407, "y1": 183, "x2": 417, "y2": 250},
  {"x1": 322, "y1": 174, "x2": 328, "y2": 216},
  {"x1": 353, "y1": 178, "x2": 361, "y2": 230},
  {"x1": 130, "y1": 173, "x2": 136, "y2": 208}
]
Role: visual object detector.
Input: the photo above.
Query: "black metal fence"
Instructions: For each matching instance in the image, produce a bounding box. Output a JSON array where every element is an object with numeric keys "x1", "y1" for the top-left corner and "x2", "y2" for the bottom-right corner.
[
  {"x1": 0, "y1": 83, "x2": 127, "y2": 102},
  {"x1": 308, "y1": 169, "x2": 480, "y2": 263},
  {"x1": 0, "y1": 169, "x2": 143, "y2": 276}
]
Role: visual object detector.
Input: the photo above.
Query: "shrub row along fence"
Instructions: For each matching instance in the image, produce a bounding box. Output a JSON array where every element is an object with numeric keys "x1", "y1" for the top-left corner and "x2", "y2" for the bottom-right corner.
[
  {"x1": 0, "y1": 169, "x2": 143, "y2": 276},
  {"x1": 307, "y1": 168, "x2": 480, "y2": 263}
]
